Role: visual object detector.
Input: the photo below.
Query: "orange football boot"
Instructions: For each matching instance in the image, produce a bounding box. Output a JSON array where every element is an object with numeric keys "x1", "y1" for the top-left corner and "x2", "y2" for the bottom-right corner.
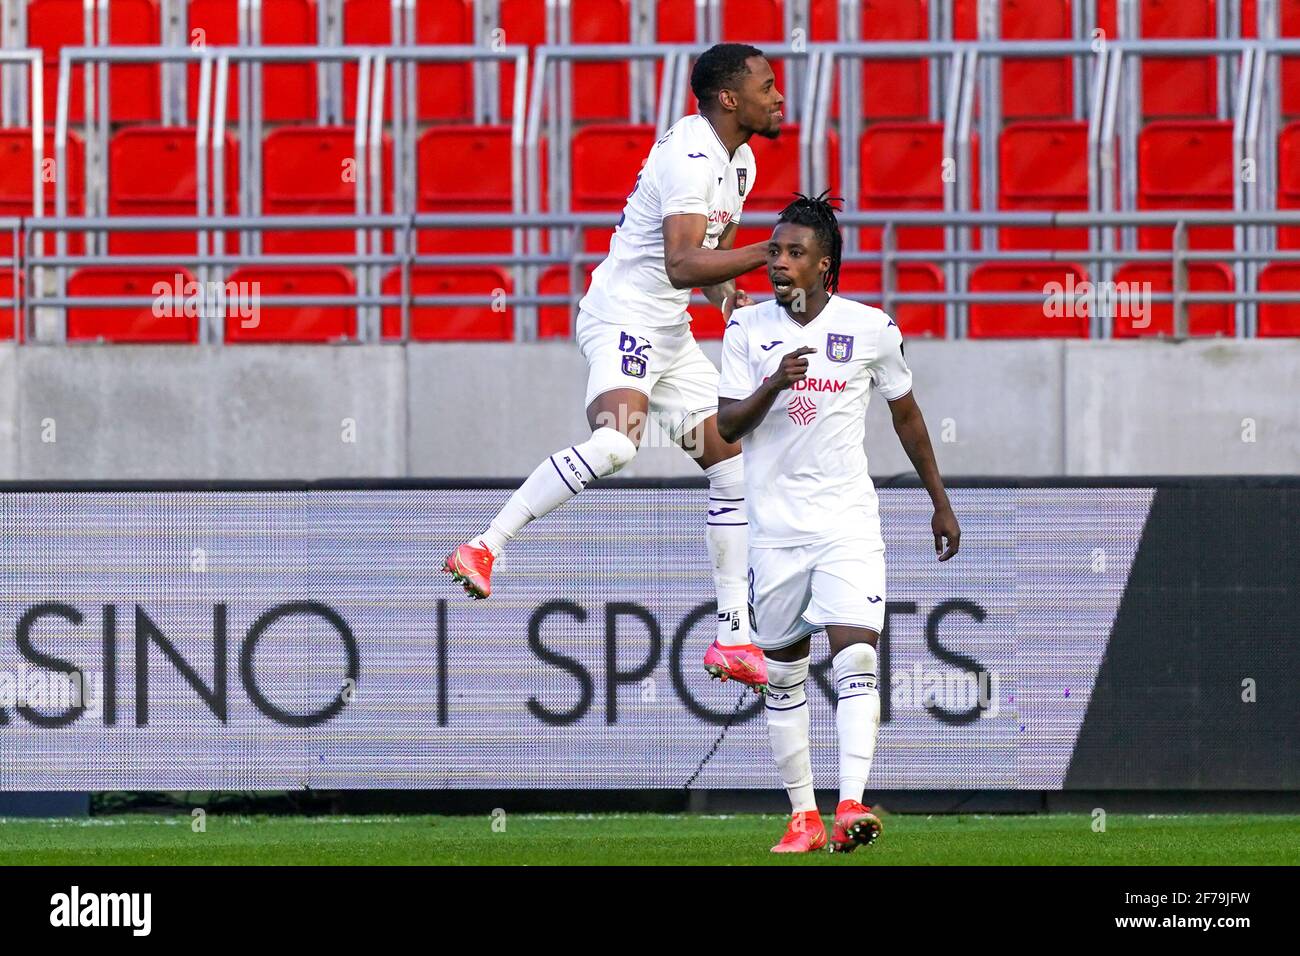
[
  {"x1": 829, "y1": 799, "x2": 882, "y2": 852},
  {"x1": 771, "y1": 810, "x2": 827, "y2": 853}
]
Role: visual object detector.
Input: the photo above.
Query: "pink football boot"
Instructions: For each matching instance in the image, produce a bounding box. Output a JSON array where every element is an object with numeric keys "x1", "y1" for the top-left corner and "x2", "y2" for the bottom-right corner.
[
  {"x1": 703, "y1": 640, "x2": 769, "y2": 694},
  {"x1": 443, "y1": 541, "x2": 495, "y2": 599}
]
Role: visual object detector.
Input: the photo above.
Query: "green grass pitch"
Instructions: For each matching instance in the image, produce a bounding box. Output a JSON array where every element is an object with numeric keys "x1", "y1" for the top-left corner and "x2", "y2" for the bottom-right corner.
[{"x1": 1, "y1": 813, "x2": 1296, "y2": 865}]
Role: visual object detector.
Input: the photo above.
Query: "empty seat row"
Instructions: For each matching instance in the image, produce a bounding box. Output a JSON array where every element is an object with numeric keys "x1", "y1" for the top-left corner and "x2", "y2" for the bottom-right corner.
[
  {"x1": 19, "y1": 0, "x2": 1298, "y2": 124},
  {"x1": 0, "y1": 119, "x2": 1279, "y2": 255},
  {"x1": 14, "y1": 258, "x2": 1296, "y2": 344}
]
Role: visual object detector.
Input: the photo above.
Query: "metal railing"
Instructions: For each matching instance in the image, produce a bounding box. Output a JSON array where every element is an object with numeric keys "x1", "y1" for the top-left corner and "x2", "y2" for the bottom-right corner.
[
  {"x1": 0, "y1": 1, "x2": 1296, "y2": 342},
  {"x1": 12, "y1": 209, "x2": 1300, "y2": 343},
  {"x1": 44, "y1": 43, "x2": 530, "y2": 342}
]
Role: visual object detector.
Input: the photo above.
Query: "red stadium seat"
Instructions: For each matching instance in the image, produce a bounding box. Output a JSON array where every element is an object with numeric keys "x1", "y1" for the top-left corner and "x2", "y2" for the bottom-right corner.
[
  {"x1": 1257, "y1": 263, "x2": 1300, "y2": 336},
  {"x1": 811, "y1": 0, "x2": 931, "y2": 121},
  {"x1": 1137, "y1": 121, "x2": 1234, "y2": 250},
  {"x1": 108, "y1": 128, "x2": 239, "y2": 254},
  {"x1": 538, "y1": 263, "x2": 708, "y2": 338},
  {"x1": 955, "y1": 0, "x2": 1074, "y2": 119},
  {"x1": 1278, "y1": 122, "x2": 1300, "y2": 248},
  {"x1": 537, "y1": 263, "x2": 595, "y2": 338},
  {"x1": 999, "y1": 121, "x2": 1090, "y2": 250},
  {"x1": 652, "y1": 0, "x2": 702, "y2": 113},
  {"x1": 1097, "y1": 0, "x2": 1218, "y2": 117},
  {"x1": 31, "y1": 0, "x2": 161, "y2": 123},
  {"x1": 0, "y1": 130, "x2": 85, "y2": 255},
  {"x1": 732, "y1": 264, "x2": 772, "y2": 305},
  {"x1": 381, "y1": 266, "x2": 513, "y2": 340},
  {"x1": 838, "y1": 262, "x2": 947, "y2": 338},
  {"x1": 342, "y1": 0, "x2": 474, "y2": 122},
  {"x1": 657, "y1": 0, "x2": 698, "y2": 40},
  {"x1": 0, "y1": 272, "x2": 20, "y2": 341},
  {"x1": 187, "y1": 0, "x2": 318, "y2": 122},
  {"x1": 1242, "y1": 0, "x2": 1300, "y2": 116},
  {"x1": 747, "y1": 128, "x2": 842, "y2": 210},
  {"x1": 497, "y1": 0, "x2": 545, "y2": 121},
  {"x1": 967, "y1": 262, "x2": 1090, "y2": 337},
  {"x1": 1111, "y1": 262, "x2": 1235, "y2": 337},
  {"x1": 718, "y1": 0, "x2": 787, "y2": 100},
  {"x1": 721, "y1": 0, "x2": 783, "y2": 38},
  {"x1": 498, "y1": 0, "x2": 632, "y2": 121},
  {"x1": 416, "y1": 127, "x2": 543, "y2": 254},
  {"x1": 690, "y1": 309, "x2": 727, "y2": 339},
  {"x1": 540, "y1": 261, "x2": 717, "y2": 335},
  {"x1": 859, "y1": 123, "x2": 979, "y2": 251},
  {"x1": 731, "y1": 126, "x2": 841, "y2": 248},
  {"x1": 571, "y1": 0, "x2": 633, "y2": 120},
  {"x1": 66, "y1": 267, "x2": 199, "y2": 342},
  {"x1": 262, "y1": 127, "x2": 393, "y2": 253},
  {"x1": 224, "y1": 266, "x2": 356, "y2": 342},
  {"x1": 572, "y1": 124, "x2": 655, "y2": 251}
]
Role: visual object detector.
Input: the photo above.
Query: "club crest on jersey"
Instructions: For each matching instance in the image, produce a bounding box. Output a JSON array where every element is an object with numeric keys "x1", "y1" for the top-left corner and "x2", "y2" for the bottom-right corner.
[
  {"x1": 618, "y1": 330, "x2": 651, "y2": 378},
  {"x1": 826, "y1": 332, "x2": 854, "y2": 363},
  {"x1": 736, "y1": 168, "x2": 748, "y2": 197}
]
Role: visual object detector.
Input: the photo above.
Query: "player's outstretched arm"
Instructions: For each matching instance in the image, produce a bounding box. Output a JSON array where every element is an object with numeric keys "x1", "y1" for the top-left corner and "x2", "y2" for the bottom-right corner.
[
  {"x1": 700, "y1": 222, "x2": 755, "y2": 318},
  {"x1": 887, "y1": 391, "x2": 960, "y2": 561},
  {"x1": 717, "y1": 346, "x2": 816, "y2": 443},
  {"x1": 663, "y1": 213, "x2": 768, "y2": 290}
]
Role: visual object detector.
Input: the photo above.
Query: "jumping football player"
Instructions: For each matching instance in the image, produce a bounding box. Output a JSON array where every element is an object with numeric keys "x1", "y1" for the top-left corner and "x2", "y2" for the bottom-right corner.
[
  {"x1": 444, "y1": 44, "x2": 785, "y2": 693},
  {"x1": 716, "y1": 193, "x2": 960, "y2": 852}
]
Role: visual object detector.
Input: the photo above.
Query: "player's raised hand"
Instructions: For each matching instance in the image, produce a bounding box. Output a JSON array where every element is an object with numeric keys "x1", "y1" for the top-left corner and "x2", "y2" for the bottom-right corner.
[
  {"x1": 722, "y1": 288, "x2": 755, "y2": 321},
  {"x1": 769, "y1": 346, "x2": 816, "y2": 391},
  {"x1": 933, "y1": 505, "x2": 960, "y2": 561}
]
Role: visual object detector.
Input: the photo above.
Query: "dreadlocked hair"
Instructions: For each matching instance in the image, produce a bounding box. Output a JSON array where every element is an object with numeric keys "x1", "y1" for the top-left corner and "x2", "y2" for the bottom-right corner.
[{"x1": 777, "y1": 190, "x2": 844, "y2": 293}]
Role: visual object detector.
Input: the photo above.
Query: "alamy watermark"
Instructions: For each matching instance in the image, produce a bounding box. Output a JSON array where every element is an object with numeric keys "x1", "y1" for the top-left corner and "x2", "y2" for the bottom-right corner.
[
  {"x1": 0, "y1": 664, "x2": 103, "y2": 716},
  {"x1": 890, "y1": 663, "x2": 1001, "y2": 718},
  {"x1": 1043, "y1": 274, "x2": 1152, "y2": 327},
  {"x1": 152, "y1": 273, "x2": 261, "y2": 327}
]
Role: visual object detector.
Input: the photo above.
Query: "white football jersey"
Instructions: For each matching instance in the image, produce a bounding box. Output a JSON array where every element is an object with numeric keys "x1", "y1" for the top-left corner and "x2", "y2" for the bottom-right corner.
[
  {"x1": 579, "y1": 113, "x2": 757, "y2": 330},
  {"x1": 718, "y1": 295, "x2": 913, "y2": 547}
]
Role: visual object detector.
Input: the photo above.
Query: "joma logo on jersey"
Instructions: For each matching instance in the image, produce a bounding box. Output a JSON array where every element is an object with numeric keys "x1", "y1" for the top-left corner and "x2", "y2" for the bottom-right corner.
[{"x1": 618, "y1": 331, "x2": 651, "y2": 378}]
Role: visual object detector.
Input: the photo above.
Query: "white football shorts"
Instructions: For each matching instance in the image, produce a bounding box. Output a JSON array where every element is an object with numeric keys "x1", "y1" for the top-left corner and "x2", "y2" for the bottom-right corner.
[
  {"x1": 575, "y1": 309, "x2": 720, "y2": 444},
  {"x1": 748, "y1": 534, "x2": 887, "y2": 651}
]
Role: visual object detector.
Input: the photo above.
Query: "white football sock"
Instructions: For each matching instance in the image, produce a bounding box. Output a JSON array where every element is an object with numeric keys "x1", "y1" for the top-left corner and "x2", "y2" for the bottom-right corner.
[
  {"x1": 764, "y1": 656, "x2": 817, "y2": 813},
  {"x1": 704, "y1": 455, "x2": 750, "y2": 647},
  {"x1": 833, "y1": 642, "x2": 881, "y2": 805},
  {"x1": 476, "y1": 427, "x2": 637, "y2": 555}
]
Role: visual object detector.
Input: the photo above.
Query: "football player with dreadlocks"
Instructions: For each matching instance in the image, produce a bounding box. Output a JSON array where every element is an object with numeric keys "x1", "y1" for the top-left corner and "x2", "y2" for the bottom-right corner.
[{"x1": 716, "y1": 192, "x2": 961, "y2": 853}]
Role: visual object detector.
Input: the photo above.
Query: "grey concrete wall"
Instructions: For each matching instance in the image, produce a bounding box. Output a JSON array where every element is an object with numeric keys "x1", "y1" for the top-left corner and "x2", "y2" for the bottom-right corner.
[
  {"x1": 0, "y1": 345, "x2": 17, "y2": 479},
  {"x1": 407, "y1": 342, "x2": 713, "y2": 478},
  {"x1": 863, "y1": 339, "x2": 1067, "y2": 477},
  {"x1": 1064, "y1": 340, "x2": 1300, "y2": 474},
  {"x1": 0, "y1": 339, "x2": 1294, "y2": 479},
  {"x1": 14, "y1": 346, "x2": 406, "y2": 479}
]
